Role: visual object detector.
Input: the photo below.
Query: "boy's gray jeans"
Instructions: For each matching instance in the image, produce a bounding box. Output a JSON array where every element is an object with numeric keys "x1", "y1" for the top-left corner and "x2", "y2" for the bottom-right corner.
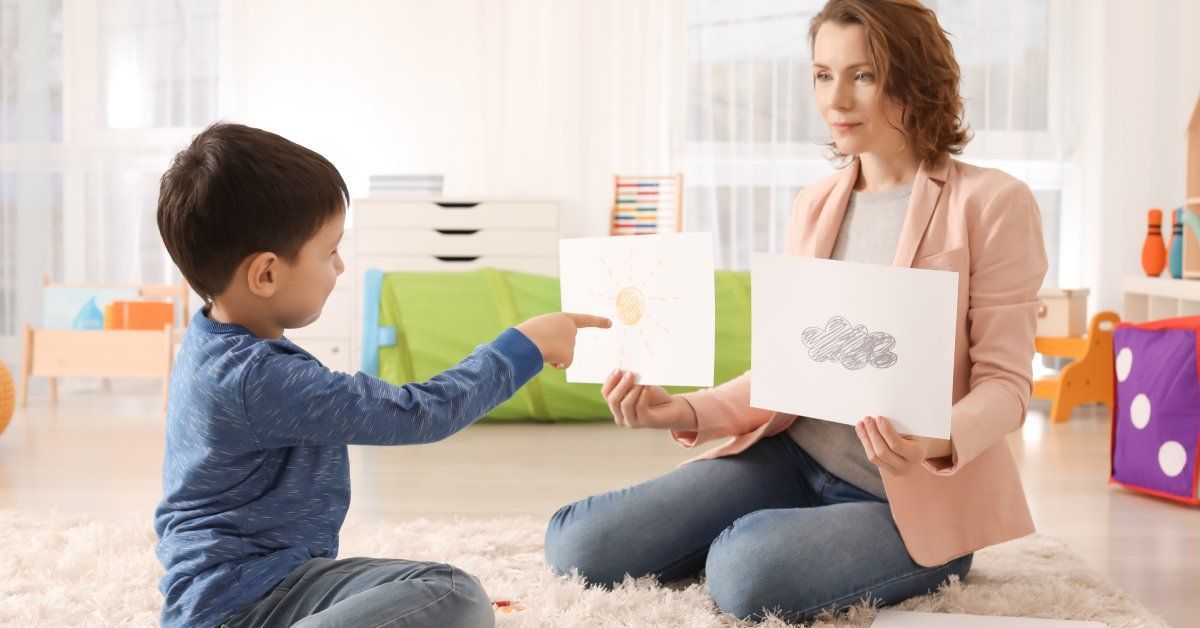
[{"x1": 221, "y1": 556, "x2": 494, "y2": 628}]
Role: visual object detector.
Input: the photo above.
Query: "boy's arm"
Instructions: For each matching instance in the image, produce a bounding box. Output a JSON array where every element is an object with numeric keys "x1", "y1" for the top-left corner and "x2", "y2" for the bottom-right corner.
[{"x1": 241, "y1": 328, "x2": 543, "y2": 448}]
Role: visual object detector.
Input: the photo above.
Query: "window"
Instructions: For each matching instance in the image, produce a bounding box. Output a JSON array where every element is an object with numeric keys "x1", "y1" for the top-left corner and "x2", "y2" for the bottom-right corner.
[
  {"x1": 0, "y1": 0, "x2": 64, "y2": 339},
  {"x1": 0, "y1": 0, "x2": 63, "y2": 141},
  {"x1": 0, "y1": 0, "x2": 222, "y2": 354},
  {"x1": 682, "y1": 0, "x2": 1063, "y2": 279},
  {"x1": 100, "y1": 0, "x2": 219, "y2": 129}
]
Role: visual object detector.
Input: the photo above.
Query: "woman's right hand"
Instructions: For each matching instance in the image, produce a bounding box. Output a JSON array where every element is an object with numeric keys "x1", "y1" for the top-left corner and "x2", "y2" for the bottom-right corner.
[{"x1": 602, "y1": 370, "x2": 698, "y2": 431}]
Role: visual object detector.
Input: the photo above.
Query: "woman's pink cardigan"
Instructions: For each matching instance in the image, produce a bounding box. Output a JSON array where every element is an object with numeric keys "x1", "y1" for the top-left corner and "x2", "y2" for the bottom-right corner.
[{"x1": 672, "y1": 156, "x2": 1047, "y2": 567}]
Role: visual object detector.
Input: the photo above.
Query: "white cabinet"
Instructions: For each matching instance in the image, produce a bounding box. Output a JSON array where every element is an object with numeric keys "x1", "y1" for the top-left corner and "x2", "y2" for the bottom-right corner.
[
  {"x1": 356, "y1": 229, "x2": 558, "y2": 257},
  {"x1": 351, "y1": 198, "x2": 561, "y2": 276},
  {"x1": 1121, "y1": 276, "x2": 1200, "y2": 323},
  {"x1": 353, "y1": 199, "x2": 559, "y2": 231},
  {"x1": 344, "y1": 198, "x2": 562, "y2": 372},
  {"x1": 355, "y1": 255, "x2": 559, "y2": 277}
]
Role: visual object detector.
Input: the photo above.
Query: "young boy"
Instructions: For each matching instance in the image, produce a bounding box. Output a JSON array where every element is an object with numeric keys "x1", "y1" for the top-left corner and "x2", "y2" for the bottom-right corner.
[{"x1": 153, "y1": 122, "x2": 609, "y2": 628}]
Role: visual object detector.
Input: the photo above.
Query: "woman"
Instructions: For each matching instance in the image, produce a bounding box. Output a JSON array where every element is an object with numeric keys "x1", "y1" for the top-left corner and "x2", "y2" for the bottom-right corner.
[{"x1": 544, "y1": 0, "x2": 1048, "y2": 622}]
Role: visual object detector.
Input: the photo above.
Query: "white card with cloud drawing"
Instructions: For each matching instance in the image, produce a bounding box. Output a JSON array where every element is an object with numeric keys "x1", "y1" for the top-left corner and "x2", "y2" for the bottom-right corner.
[
  {"x1": 560, "y1": 232, "x2": 714, "y2": 387},
  {"x1": 750, "y1": 253, "x2": 958, "y2": 439}
]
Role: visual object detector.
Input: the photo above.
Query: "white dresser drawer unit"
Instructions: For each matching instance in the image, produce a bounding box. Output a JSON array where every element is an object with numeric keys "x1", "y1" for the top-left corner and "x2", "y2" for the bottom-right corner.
[
  {"x1": 353, "y1": 199, "x2": 559, "y2": 230},
  {"x1": 351, "y1": 197, "x2": 561, "y2": 278},
  {"x1": 356, "y1": 255, "x2": 559, "y2": 277},
  {"x1": 348, "y1": 198, "x2": 561, "y2": 373},
  {"x1": 355, "y1": 228, "x2": 558, "y2": 257}
]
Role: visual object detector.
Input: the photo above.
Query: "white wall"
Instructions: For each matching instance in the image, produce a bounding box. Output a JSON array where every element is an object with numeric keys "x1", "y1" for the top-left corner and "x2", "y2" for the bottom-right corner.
[
  {"x1": 1069, "y1": 0, "x2": 1200, "y2": 313},
  {"x1": 227, "y1": 0, "x2": 684, "y2": 239},
  {"x1": 227, "y1": 0, "x2": 1200, "y2": 313}
]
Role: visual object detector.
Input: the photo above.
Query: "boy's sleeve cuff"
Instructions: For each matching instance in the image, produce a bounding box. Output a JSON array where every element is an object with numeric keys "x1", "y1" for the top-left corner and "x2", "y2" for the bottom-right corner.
[{"x1": 493, "y1": 328, "x2": 544, "y2": 386}]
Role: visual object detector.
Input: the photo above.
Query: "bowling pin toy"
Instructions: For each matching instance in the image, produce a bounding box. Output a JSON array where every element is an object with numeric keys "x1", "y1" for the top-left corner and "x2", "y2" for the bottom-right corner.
[
  {"x1": 1169, "y1": 208, "x2": 1185, "y2": 279},
  {"x1": 1142, "y1": 208, "x2": 1166, "y2": 277}
]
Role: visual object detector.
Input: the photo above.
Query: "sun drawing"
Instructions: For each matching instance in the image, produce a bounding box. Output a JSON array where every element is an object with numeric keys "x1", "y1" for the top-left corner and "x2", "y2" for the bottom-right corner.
[{"x1": 589, "y1": 248, "x2": 680, "y2": 368}]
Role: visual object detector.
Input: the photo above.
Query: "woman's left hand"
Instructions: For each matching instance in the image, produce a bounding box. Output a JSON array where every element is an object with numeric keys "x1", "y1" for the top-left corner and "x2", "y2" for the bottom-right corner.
[{"x1": 855, "y1": 416, "x2": 948, "y2": 476}]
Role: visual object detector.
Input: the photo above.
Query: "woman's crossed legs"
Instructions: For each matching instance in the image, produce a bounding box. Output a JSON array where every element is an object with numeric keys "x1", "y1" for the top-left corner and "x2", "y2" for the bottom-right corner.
[{"x1": 544, "y1": 434, "x2": 970, "y2": 623}]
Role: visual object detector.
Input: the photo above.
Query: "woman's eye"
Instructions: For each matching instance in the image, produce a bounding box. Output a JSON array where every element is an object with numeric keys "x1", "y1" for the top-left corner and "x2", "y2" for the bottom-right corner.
[{"x1": 856, "y1": 73, "x2": 873, "y2": 81}]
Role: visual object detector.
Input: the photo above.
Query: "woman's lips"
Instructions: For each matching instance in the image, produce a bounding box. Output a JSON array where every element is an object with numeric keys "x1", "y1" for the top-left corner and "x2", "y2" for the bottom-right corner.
[{"x1": 833, "y1": 122, "x2": 861, "y2": 133}]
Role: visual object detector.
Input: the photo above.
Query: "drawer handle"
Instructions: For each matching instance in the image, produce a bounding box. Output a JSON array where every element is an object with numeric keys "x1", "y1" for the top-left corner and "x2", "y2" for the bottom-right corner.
[
  {"x1": 435, "y1": 202, "x2": 480, "y2": 209},
  {"x1": 435, "y1": 229, "x2": 480, "y2": 236},
  {"x1": 435, "y1": 256, "x2": 480, "y2": 263},
  {"x1": 330, "y1": 346, "x2": 340, "y2": 354}
]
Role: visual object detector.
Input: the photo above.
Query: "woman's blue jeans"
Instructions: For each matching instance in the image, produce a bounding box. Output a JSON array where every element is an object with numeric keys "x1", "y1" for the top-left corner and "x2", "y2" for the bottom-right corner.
[{"x1": 544, "y1": 433, "x2": 972, "y2": 623}]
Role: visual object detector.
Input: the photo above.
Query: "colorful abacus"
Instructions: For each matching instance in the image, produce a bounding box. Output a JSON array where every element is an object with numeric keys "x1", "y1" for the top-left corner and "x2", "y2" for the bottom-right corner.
[{"x1": 610, "y1": 174, "x2": 683, "y2": 236}]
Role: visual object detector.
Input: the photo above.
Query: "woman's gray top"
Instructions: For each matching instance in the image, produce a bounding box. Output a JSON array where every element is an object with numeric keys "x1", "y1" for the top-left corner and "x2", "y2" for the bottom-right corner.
[{"x1": 785, "y1": 182, "x2": 914, "y2": 500}]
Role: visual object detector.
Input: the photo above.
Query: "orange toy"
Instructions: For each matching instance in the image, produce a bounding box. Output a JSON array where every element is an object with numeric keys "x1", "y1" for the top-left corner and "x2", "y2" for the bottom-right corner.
[
  {"x1": 1032, "y1": 311, "x2": 1120, "y2": 422},
  {"x1": 0, "y1": 362, "x2": 13, "y2": 436},
  {"x1": 110, "y1": 300, "x2": 174, "y2": 330},
  {"x1": 1141, "y1": 208, "x2": 1166, "y2": 276}
]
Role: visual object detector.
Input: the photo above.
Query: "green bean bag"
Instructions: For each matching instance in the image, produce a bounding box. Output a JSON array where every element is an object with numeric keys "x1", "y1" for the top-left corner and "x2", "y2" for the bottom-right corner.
[{"x1": 365, "y1": 268, "x2": 750, "y2": 421}]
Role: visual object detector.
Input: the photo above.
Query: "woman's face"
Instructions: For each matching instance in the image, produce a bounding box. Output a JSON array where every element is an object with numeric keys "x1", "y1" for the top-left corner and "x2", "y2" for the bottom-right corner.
[{"x1": 812, "y1": 22, "x2": 908, "y2": 159}]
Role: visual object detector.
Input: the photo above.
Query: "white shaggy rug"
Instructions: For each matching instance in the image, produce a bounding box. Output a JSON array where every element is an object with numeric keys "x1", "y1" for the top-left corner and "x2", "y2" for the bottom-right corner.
[{"x1": 0, "y1": 511, "x2": 1166, "y2": 627}]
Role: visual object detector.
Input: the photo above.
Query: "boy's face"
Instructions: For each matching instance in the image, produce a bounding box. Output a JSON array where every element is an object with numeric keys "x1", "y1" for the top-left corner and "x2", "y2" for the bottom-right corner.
[{"x1": 275, "y1": 213, "x2": 345, "y2": 330}]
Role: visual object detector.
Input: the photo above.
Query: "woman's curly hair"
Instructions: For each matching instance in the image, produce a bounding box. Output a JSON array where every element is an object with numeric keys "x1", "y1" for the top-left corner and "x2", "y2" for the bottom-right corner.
[{"x1": 809, "y1": 0, "x2": 971, "y2": 163}]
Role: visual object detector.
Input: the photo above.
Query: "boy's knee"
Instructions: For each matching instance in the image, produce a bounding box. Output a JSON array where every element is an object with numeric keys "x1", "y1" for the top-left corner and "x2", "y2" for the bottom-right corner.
[
  {"x1": 425, "y1": 565, "x2": 494, "y2": 628},
  {"x1": 448, "y1": 567, "x2": 495, "y2": 627}
]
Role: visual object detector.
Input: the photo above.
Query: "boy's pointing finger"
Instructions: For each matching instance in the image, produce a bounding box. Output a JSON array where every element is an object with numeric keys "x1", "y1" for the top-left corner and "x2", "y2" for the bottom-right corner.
[{"x1": 565, "y1": 313, "x2": 612, "y2": 329}]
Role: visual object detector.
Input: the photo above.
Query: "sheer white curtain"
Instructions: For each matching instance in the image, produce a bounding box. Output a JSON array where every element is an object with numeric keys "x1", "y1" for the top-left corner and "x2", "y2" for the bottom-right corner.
[
  {"x1": 0, "y1": 0, "x2": 222, "y2": 365},
  {"x1": 228, "y1": 0, "x2": 684, "y2": 240},
  {"x1": 681, "y1": 0, "x2": 1071, "y2": 282},
  {"x1": 0, "y1": 0, "x2": 66, "y2": 361},
  {"x1": 1, "y1": 0, "x2": 686, "y2": 366},
  {"x1": 0, "y1": 0, "x2": 1074, "y2": 365}
]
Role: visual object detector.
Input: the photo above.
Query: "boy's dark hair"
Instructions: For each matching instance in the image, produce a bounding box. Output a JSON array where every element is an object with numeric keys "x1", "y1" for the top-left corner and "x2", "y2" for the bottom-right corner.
[{"x1": 157, "y1": 122, "x2": 349, "y2": 301}]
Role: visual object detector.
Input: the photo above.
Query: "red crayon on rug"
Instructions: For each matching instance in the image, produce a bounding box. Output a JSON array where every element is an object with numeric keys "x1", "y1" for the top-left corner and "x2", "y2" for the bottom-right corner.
[{"x1": 491, "y1": 600, "x2": 525, "y2": 613}]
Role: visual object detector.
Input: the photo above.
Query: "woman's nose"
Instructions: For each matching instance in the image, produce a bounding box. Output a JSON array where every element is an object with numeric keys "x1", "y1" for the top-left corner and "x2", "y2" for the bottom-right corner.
[{"x1": 829, "y1": 79, "x2": 853, "y2": 112}]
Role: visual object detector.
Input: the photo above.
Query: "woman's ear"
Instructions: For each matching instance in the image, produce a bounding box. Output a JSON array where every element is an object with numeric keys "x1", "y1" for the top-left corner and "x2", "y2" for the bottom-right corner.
[{"x1": 246, "y1": 252, "x2": 280, "y2": 298}]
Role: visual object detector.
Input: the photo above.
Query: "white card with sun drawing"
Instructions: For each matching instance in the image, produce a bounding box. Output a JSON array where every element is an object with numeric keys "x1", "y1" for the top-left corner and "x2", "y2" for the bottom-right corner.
[{"x1": 559, "y1": 232, "x2": 715, "y2": 387}]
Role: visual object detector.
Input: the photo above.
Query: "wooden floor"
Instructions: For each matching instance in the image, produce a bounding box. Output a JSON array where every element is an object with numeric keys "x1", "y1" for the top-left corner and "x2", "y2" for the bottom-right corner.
[{"x1": 0, "y1": 384, "x2": 1195, "y2": 626}]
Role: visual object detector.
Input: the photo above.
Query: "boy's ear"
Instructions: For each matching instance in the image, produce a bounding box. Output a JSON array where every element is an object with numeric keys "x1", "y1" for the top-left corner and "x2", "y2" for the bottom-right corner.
[{"x1": 246, "y1": 252, "x2": 280, "y2": 298}]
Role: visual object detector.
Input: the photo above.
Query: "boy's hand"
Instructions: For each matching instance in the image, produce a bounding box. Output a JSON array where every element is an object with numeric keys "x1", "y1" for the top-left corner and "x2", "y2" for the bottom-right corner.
[
  {"x1": 601, "y1": 370, "x2": 698, "y2": 431},
  {"x1": 516, "y1": 312, "x2": 611, "y2": 369}
]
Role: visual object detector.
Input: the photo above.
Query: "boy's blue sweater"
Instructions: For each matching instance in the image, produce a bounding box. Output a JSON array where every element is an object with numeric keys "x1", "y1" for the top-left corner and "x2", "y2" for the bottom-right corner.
[{"x1": 153, "y1": 308, "x2": 542, "y2": 627}]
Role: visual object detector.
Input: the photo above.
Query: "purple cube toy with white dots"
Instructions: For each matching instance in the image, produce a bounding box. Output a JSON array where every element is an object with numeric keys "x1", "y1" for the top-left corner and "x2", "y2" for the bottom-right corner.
[{"x1": 1111, "y1": 315, "x2": 1200, "y2": 505}]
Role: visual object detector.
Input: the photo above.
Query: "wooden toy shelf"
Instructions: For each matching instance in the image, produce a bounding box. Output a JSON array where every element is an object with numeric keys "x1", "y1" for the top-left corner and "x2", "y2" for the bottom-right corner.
[
  {"x1": 1121, "y1": 276, "x2": 1200, "y2": 323},
  {"x1": 19, "y1": 280, "x2": 189, "y2": 410}
]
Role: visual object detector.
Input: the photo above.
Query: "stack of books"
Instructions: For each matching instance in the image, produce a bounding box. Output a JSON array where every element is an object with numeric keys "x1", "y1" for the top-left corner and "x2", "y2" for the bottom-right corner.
[{"x1": 368, "y1": 174, "x2": 444, "y2": 197}]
